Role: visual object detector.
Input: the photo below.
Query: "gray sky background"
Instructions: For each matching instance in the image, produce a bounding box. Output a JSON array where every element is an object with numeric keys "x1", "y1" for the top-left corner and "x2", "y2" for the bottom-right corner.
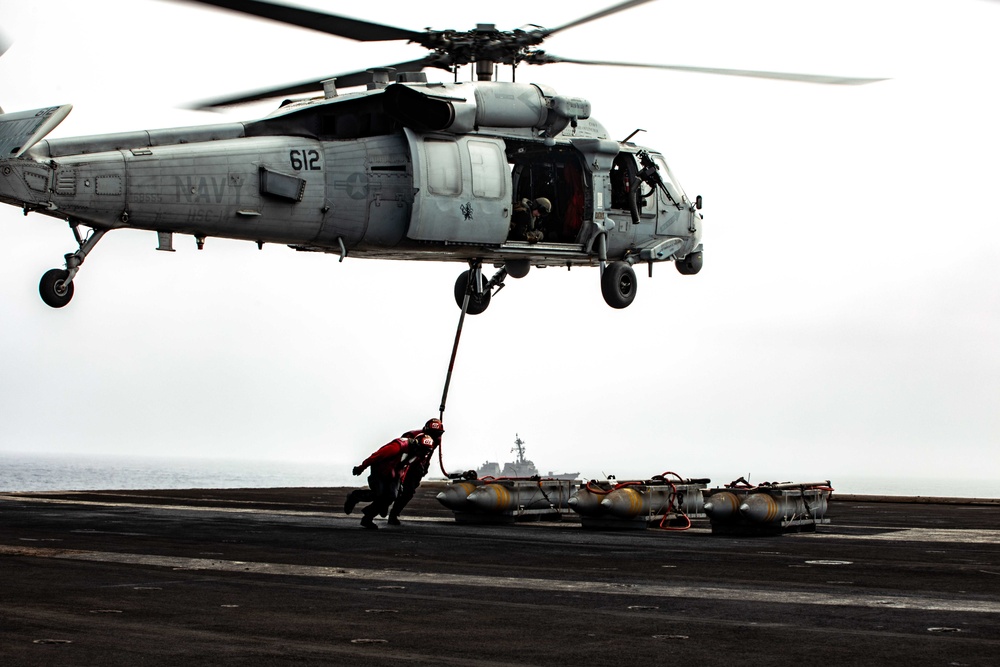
[{"x1": 0, "y1": 0, "x2": 997, "y2": 490}]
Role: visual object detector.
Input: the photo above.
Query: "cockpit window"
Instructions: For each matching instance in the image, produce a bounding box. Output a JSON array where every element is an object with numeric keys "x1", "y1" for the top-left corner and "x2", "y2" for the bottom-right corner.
[
  {"x1": 653, "y1": 155, "x2": 684, "y2": 206},
  {"x1": 612, "y1": 153, "x2": 657, "y2": 216},
  {"x1": 610, "y1": 154, "x2": 632, "y2": 210}
]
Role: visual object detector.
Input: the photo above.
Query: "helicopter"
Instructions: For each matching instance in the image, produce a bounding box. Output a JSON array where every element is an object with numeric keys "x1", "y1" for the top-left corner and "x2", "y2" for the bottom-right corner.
[{"x1": 0, "y1": 0, "x2": 883, "y2": 313}]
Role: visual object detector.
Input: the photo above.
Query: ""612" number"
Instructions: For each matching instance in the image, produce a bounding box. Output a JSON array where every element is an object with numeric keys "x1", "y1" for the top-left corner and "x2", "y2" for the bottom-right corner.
[{"x1": 290, "y1": 149, "x2": 321, "y2": 171}]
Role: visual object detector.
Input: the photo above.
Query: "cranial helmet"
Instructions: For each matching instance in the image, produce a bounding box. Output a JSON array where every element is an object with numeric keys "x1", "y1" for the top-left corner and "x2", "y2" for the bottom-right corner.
[
  {"x1": 424, "y1": 418, "x2": 445, "y2": 434},
  {"x1": 534, "y1": 197, "x2": 552, "y2": 213}
]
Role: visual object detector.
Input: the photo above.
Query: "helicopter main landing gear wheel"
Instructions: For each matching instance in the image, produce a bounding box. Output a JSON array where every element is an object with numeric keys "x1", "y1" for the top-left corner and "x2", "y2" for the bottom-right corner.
[
  {"x1": 454, "y1": 261, "x2": 512, "y2": 314},
  {"x1": 601, "y1": 261, "x2": 637, "y2": 309},
  {"x1": 454, "y1": 269, "x2": 492, "y2": 315},
  {"x1": 39, "y1": 269, "x2": 75, "y2": 308}
]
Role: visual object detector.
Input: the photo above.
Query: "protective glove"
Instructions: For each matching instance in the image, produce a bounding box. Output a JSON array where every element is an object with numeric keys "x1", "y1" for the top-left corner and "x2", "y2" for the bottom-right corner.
[{"x1": 352, "y1": 465, "x2": 364, "y2": 476}]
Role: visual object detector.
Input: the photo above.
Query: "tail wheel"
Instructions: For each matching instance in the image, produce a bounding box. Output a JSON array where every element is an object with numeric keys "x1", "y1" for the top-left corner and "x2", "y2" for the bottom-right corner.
[
  {"x1": 39, "y1": 268, "x2": 74, "y2": 308},
  {"x1": 601, "y1": 261, "x2": 637, "y2": 309},
  {"x1": 454, "y1": 270, "x2": 491, "y2": 315}
]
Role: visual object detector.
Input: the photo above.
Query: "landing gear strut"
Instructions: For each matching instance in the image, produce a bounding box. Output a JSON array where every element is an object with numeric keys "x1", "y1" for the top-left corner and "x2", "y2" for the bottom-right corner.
[
  {"x1": 453, "y1": 260, "x2": 509, "y2": 315},
  {"x1": 39, "y1": 221, "x2": 106, "y2": 308}
]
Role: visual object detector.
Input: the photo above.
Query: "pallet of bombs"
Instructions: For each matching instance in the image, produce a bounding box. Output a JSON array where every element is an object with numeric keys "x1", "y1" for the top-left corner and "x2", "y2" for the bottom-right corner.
[
  {"x1": 436, "y1": 476, "x2": 579, "y2": 523},
  {"x1": 567, "y1": 474, "x2": 710, "y2": 530},
  {"x1": 702, "y1": 479, "x2": 833, "y2": 535}
]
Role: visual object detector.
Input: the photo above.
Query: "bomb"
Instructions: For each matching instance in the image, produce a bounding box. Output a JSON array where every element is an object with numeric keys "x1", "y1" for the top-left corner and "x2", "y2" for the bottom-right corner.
[
  {"x1": 567, "y1": 485, "x2": 610, "y2": 516},
  {"x1": 598, "y1": 484, "x2": 705, "y2": 519},
  {"x1": 435, "y1": 480, "x2": 482, "y2": 512},
  {"x1": 465, "y1": 480, "x2": 574, "y2": 513},
  {"x1": 739, "y1": 491, "x2": 829, "y2": 523},
  {"x1": 703, "y1": 491, "x2": 742, "y2": 521}
]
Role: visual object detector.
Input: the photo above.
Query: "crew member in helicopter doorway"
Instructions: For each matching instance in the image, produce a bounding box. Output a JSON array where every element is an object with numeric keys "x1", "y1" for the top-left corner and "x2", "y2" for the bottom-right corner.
[{"x1": 510, "y1": 197, "x2": 552, "y2": 243}]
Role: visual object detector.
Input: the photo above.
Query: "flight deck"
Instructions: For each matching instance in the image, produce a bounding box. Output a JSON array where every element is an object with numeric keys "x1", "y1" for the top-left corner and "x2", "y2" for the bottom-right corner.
[{"x1": 1, "y1": 485, "x2": 998, "y2": 666}]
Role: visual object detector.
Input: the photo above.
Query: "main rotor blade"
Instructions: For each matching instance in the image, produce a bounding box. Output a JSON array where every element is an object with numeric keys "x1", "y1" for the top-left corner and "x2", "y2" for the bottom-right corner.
[
  {"x1": 543, "y1": 0, "x2": 659, "y2": 36},
  {"x1": 190, "y1": 57, "x2": 444, "y2": 109},
  {"x1": 536, "y1": 54, "x2": 887, "y2": 85},
  {"x1": 179, "y1": 0, "x2": 424, "y2": 42}
]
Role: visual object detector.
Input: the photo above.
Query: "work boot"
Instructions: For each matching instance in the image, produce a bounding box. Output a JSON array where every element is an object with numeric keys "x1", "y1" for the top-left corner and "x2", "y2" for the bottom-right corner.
[
  {"x1": 360, "y1": 516, "x2": 378, "y2": 530},
  {"x1": 387, "y1": 515, "x2": 401, "y2": 526},
  {"x1": 344, "y1": 492, "x2": 359, "y2": 515}
]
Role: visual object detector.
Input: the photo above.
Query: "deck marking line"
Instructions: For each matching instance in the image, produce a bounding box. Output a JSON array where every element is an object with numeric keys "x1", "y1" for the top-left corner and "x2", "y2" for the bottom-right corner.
[{"x1": 2, "y1": 544, "x2": 999, "y2": 614}]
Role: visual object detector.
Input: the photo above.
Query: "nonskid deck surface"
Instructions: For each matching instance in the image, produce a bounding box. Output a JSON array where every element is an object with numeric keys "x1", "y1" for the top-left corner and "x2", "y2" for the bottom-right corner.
[{"x1": 2, "y1": 486, "x2": 999, "y2": 666}]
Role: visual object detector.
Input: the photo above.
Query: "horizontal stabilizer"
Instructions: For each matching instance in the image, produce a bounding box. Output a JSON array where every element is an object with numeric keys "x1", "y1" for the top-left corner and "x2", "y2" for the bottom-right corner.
[{"x1": 0, "y1": 104, "x2": 72, "y2": 158}]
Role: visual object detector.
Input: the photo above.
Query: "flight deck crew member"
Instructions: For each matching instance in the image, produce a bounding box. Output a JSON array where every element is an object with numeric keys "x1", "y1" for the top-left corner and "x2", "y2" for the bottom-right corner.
[
  {"x1": 510, "y1": 197, "x2": 552, "y2": 243},
  {"x1": 388, "y1": 418, "x2": 445, "y2": 525},
  {"x1": 345, "y1": 431, "x2": 436, "y2": 529}
]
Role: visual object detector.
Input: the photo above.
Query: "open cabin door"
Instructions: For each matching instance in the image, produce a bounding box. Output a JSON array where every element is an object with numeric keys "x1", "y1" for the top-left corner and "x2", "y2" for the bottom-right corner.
[
  {"x1": 509, "y1": 145, "x2": 590, "y2": 244},
  {"x1": 404, "y1": 129, "x2": 510, "y2": 244}
]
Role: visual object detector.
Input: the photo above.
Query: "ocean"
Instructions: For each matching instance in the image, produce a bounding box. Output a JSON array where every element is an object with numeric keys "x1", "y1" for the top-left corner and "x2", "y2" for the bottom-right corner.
[
  {"x1": 0, "y1": 452, "x2": 356, "y2": 493},
  {"x1": 1, "y1": 452, "x2": 998, "y2": 499}
]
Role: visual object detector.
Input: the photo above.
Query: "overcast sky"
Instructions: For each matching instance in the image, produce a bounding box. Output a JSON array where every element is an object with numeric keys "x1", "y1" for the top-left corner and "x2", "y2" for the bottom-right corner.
[{"x1": 0, "y1": 0, "x2": 997, "y2": 491}]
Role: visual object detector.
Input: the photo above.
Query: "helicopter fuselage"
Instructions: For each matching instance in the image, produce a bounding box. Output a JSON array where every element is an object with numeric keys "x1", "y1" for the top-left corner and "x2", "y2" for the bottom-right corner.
[{"x1": 0, "y1": 79, "x2": 703, "y2": 309}]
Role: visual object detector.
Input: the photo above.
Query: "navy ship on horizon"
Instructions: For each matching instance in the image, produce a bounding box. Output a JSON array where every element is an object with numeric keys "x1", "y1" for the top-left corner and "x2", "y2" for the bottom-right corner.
[{"x1": 476, "y1": 435, "x2": 578, "y2": 481}]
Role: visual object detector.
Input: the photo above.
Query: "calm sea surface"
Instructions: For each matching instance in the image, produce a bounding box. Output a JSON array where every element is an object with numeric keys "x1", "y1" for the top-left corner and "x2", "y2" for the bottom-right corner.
[
  {"x1": 0, "y1": 452, "x2": 355, "y2": 492},
  {"x1": 1, "y1": 452, "x2": 998, "y2": 498}
]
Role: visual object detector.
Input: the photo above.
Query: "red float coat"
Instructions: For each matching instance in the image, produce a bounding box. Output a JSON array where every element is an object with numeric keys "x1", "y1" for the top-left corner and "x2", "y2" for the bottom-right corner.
[
  {"x1": 399, "y1": 430, "x2": 438, "y2": 482},
  {"x1": 359, "y1": 438, "x2": 417, "y2": 481}
]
